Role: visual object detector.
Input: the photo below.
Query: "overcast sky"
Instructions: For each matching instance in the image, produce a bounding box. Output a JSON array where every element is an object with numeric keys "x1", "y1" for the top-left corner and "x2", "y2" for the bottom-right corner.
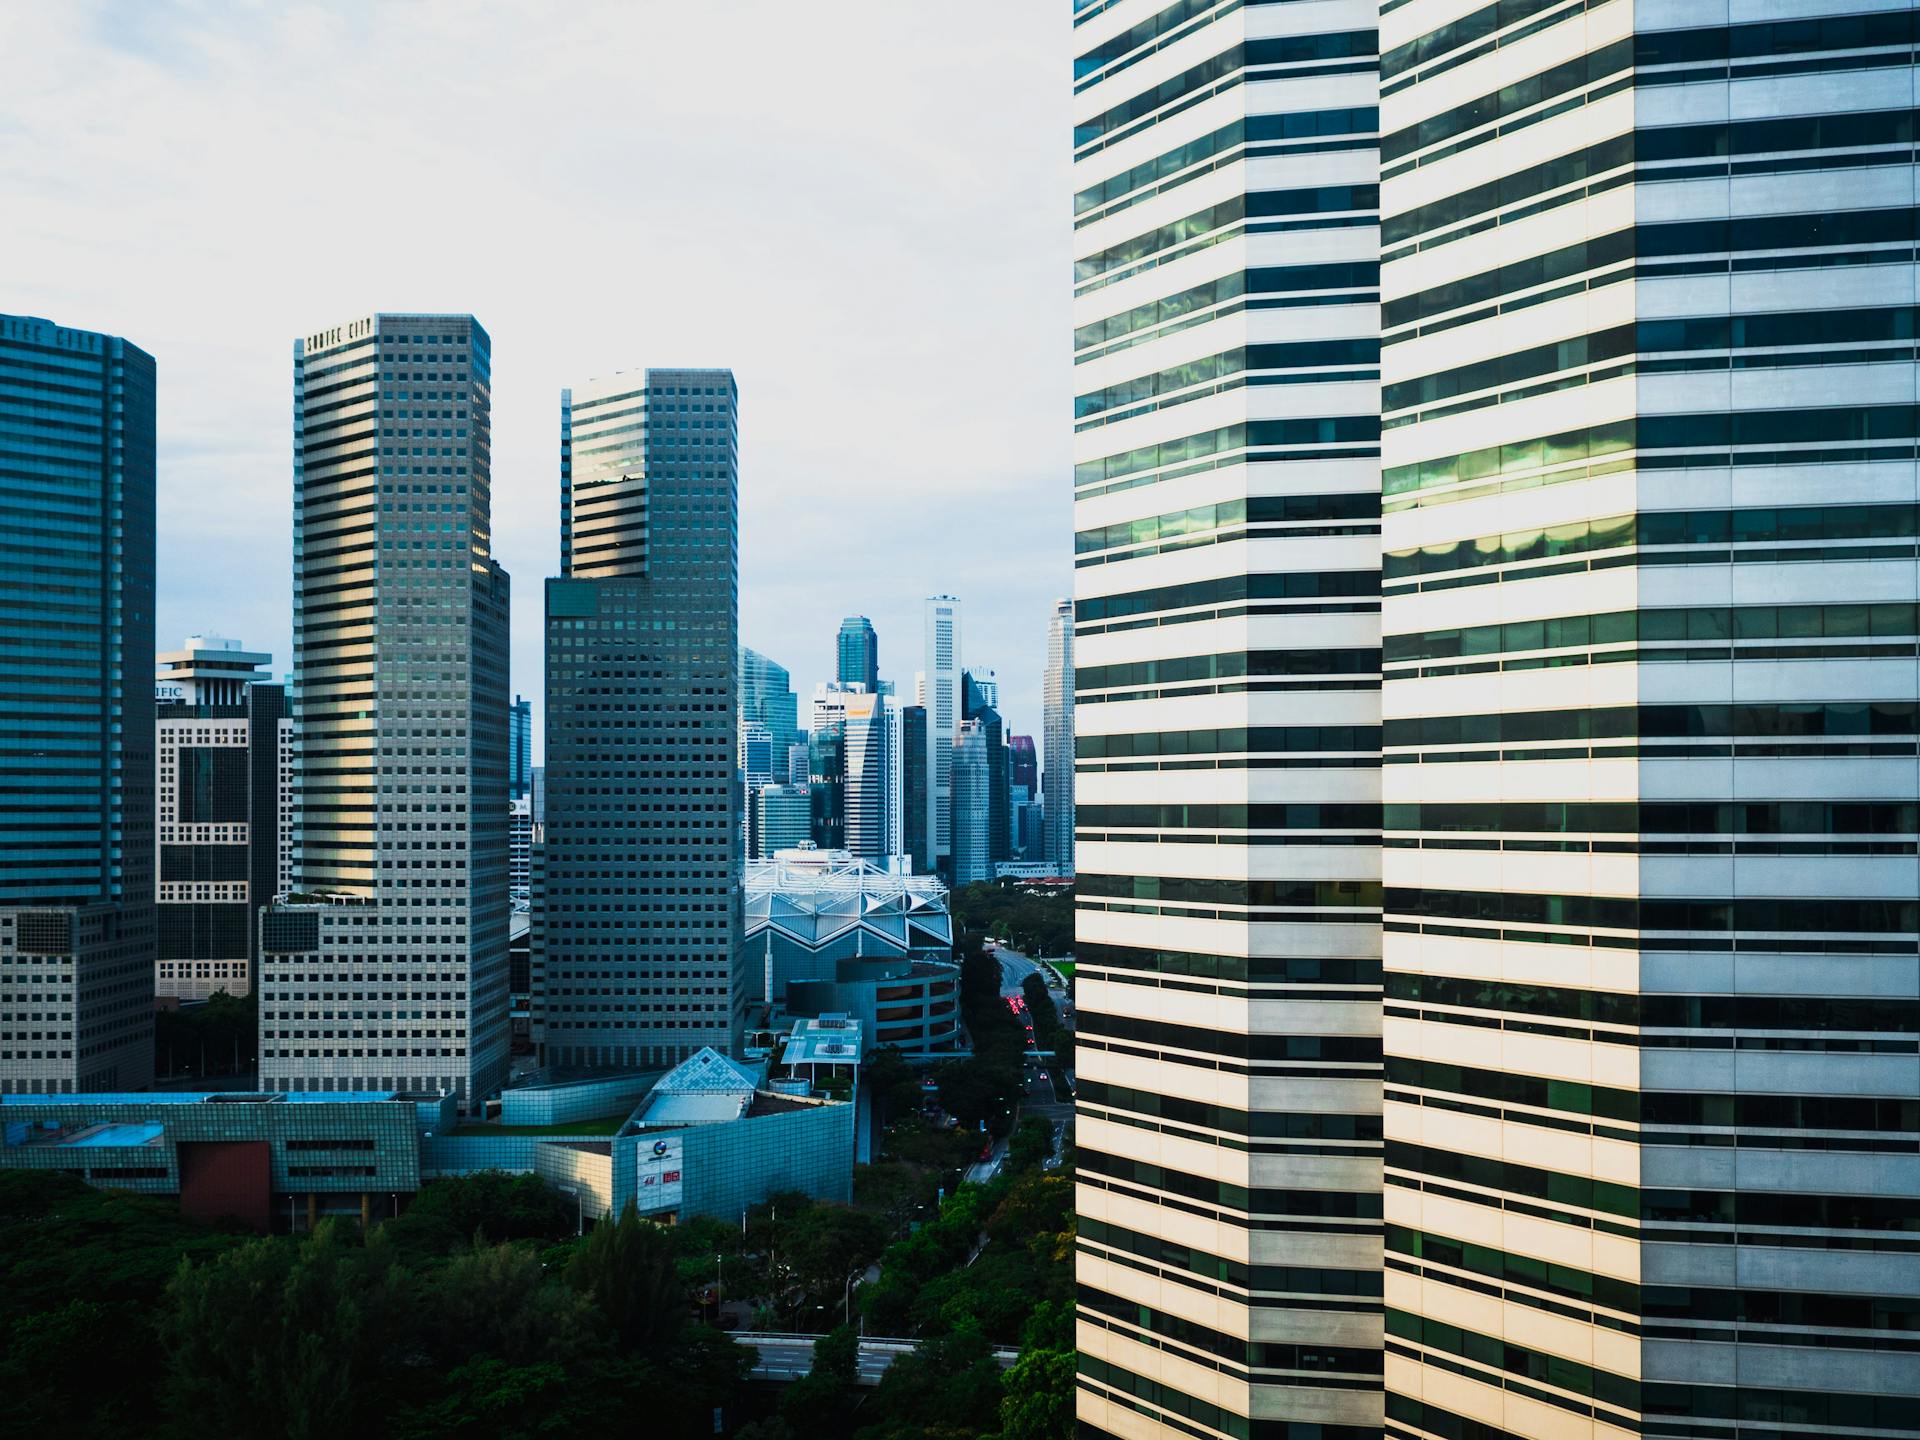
[{"x1": 3, "y1": 1, "x2": 1072, "y2": 754}]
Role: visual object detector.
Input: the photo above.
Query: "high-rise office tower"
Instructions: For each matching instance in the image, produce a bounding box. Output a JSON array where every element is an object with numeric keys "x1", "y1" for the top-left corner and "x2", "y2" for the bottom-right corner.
[
  {"x1": 842, "y1": 689, "x2": 888, "y2": 861},
  {"x1": 963, "y1": 670, "x2": 1011, "y2": 866},
  {"x1": 1042, "y1": 597, "x2": 1076, "y2": 874},
  {"x1": 509, "y1": 694, "x2": 533, "y2": 801},
  {"x1": 901, "y1": 704, "x2": 930, "y2": 873},
  {"x1": 154, "y1": 636, "x2": 286, "y2": 1002},
  {"x1": 883, "y1": 700, "x2": 907, "y2": 861},
  {"x1": 1009, "y1": 733, "x2": 1038, "y2": 797},
  {"x1": 1069, "y1": 8, "x2": 1385, "y2": 1438},
  {"x1": 754, "y1": 784, "x2": 814, "y2": 859},
  {"x1": 261, "y1": 313, "x2": 512, "y2": 1110},
  {"x1": 1378, "y1": 11, "x2": 1920, "y2": 1440},
  {"x1": 740, "y1": 645, "x2": 801, "y2": 752},
  {"x1": 740, "y1": 721, "x2": 777, "y2": 787},
  {"x1": 0, "y1": 313, "x2": 156, "y2": 1094},
  {"x1": 950, "y1": 722, "x2": 992, "y2": 887},
  {"x1": 836, "y1": 615, "x2": 880, "y2": 691},
  {"x1": 543, "y1": 367, "x2": 743, "y2": 1069},
  {"x1": 922, "y1": 596, "x2": 962, "y2": 878},
  {"x1": 1010, "y1": 735, "x2": 1039, "y2": 857},
  {"x1": 807, "y1": 711, "x2": 846, "y2": 852},
  {"x1": 813, "y1": 681, "x2": 890, "y2": 862},
  {"x1": 786, "y1": 741, "x2": 811, "y2": 787}
]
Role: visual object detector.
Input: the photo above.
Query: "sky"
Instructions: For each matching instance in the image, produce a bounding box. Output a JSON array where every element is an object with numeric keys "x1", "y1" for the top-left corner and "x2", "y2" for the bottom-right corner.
[{"x1": 2, "y1": 0, "x2": 1073, "y2": 754}]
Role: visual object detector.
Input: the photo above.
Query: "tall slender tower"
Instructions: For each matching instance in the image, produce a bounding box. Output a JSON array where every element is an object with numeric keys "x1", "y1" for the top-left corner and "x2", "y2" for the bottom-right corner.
[
  {"x1": 1069, "y1": 8, "x2": 1385, "y2": 1438},
  {"x1": 836, "y1": 615, "x2": 879, "y2": 692},
  {"x1": 542, "y1": 368, "x2": 742, "y2": 1068},
  {"x1": 1042, "y1": 597, "x2": 1076, "y2": 875},
  {"x1": 1379, "y1": 9, "x2": 1920, "y2": 1439},
  {"x1": 922, "y1": 596, "x2": 962, "y2": 879},
  {"x1": 0, "y1": 313, "x2": 156, "y2": 1094},
  {"x1": 262, "y1": 313, "x2": 511, "y2": 1110},
  {"x1": 508, "y1": 695, "x2": 533, "y2": 801}
]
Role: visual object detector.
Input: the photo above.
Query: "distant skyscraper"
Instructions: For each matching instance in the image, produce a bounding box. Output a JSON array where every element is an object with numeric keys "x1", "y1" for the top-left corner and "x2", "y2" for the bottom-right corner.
[
  {"x1": 901, "y1": 704, "x2": 929, "y2": 873},
  {"x1": 1041, "y1": 598, "x2": 1073, "y2": 876},
  {"x1": 753, "y1": 784, "x2": 813, "y2": 858},
  {"x1": 740, "y1": 646, "x2": 800, "y2": 751},
  {"x1": 842, "y1": 690, "x2": 887, "y2": 861},
  {"x1": 949, "y1": 722, "x2": 991, "y2": 887},
  {"x1": 262, "y1": 312, "x2": 511, "y2": 1109},
  {"x1": 835, "y1": 615, "x2": 879, "y2": 691},
  {"x1": 508, "y1": 798, "x2": 532, "y2": 902},
  {"x1": 509, "y1": 694, "x2": 533, "y2": 801},
  {"x1": 739, "y1": 721, "x2": 777, "y2": 786},
  {"x1": 883, "y1": 700, "x2": 906, "y2": 860},
  {"x1": 963, "y1": 671, "x2": 1010, "y2": 866},
  {"x1": 154, "y1": 636, "x2": 286, "y2": 1002},
  {"x1": 786, "y1": 741, "x2": 811, "y2": 787},
  {"x1": 543, "y1": 367, "x2": 742, "y2": 1069},
  {"x1": 0, "y1": 313, "x2": 156, "y2": 1094},
  {"x1": 922, "y1": 597, "x2": 962, "y2": 878},
  {"x1": 1008, "y1": 734, "x2": 1038, "y2": 797},
  {"x1": 529, "y1": 766, "x2": 546, "y2": 826}
]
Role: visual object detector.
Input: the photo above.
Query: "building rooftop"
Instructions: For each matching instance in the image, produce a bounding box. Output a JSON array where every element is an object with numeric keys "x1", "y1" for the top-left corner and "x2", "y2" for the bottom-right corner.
[
  {"x1": 1, "y1": 1090, "x2": 408, "y2": 1106},
  {"x1": 744, "y1": 854, "x2": 951, "y2": 954},
  {"x1": 633, "y1": 1047, "x2": 759, "y2": 1127}
]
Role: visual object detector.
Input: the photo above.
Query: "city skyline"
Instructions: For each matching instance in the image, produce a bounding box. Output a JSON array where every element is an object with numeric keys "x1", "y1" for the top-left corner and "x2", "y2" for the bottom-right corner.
[{"x1": 1, "y1": 3, "x2": 1071, "y2": 754}]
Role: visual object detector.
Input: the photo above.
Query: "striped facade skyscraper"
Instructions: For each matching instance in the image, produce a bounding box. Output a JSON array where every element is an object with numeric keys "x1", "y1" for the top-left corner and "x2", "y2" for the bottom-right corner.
[
  {"x1": 261, "y1": 313, "x2": 512, "y2": 1110},
  {"x1": 541, "y1": 367, "x2": 744, "y2": 1068},
  {"x1": 1069, "y1": 5, "x2": 1385, "y2": 1438},
  {"x1": 0, "y1": 313, "x2": 157, "y2": 1094},
  {"x1": 1379, "y1": 6, "x2": 1920, "y2": 1439},
  {"x1": 923, "y1": 596, "x2": 963, "y2": 879}
]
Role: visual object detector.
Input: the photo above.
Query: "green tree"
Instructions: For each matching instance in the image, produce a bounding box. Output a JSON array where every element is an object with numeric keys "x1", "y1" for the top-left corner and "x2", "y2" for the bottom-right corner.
[
  {"x1": 999, "y1": 1347, "x2": 1075, "y2": 1440},
  {"x1": 387, "y1": 1171, "x2": 575, "y2": 1258},
  {"x1": 566, "y1": 1205, "x2": 685, "y2": 1350},
  {"x1": 159, "y1": 1220, "x2": 410, "y2": 1439},
  {"x1": 778, "y1": 1323, "x2": 859, "y2": 1439}
]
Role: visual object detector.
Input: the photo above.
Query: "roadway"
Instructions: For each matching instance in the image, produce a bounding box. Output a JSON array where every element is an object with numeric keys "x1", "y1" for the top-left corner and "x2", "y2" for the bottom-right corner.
[{"x1": 738, "y1": 1332, "x2": 1019, "y2": 1385}]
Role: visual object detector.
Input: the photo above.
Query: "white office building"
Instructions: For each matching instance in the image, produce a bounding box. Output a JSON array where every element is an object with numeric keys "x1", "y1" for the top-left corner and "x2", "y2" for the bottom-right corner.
[
  {"x1": 922, "y1": 596, "x2": 962, "y2": 879},
  {"x1": 1069, "y1": 5, "x2": 1385, "y2": 1437}
]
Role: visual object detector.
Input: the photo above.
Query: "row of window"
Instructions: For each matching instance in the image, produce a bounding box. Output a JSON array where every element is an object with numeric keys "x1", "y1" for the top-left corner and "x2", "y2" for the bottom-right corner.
[
  {"x1": 1381, "y1": 0, "x2": 1598, "y2": 85},
  {"x1": 1079, "y1": 874, "x2": 1381, "y2": 910},
  {"x1": 1081, "y1": 1147, "x2": 1383, "y2": 1218},
  {"x1": 1387, "y1": 304, "x2": 1920, "y2": 418},
  {"x1": 1079, "y1": 416, "x2": 1380, "y2": 490},
  {"x1": 1078, "y1": 568, "x2": 1379, "y2": 626},
  {"x1": 1386, "y1": 503, "x2": 1920, "y2": 582},
  {"x1": 1077, "y1": 262, "x2": 1379, "y2": 356},
  {"x1": 1389, "y1": 887, "x2": 1920, "y2": 936},
  {"x1": 1077, "y1": 942, "x2": 1381, "y2": 987},
  {"x1": 1386, "y1": 800, "x2": 1918, "y2": 836},
  {"x1": 1079, "y1": 1354, "x2": 1376, "y2": 1440},
  {"x1": 1078, "y1": 725, "x2": 1381, "y2": 760},
  {"x1": 1077, "y1": 647, "x2": 1379, "y2": 692},
  {"x1": 1081, "y1": 1283, "x2": 1383, "y2": 1375},
  {"x1": 1078, "y1": 339, "x2": 1378, "y2": 421},
  {"x1": 1079, "y1": 1010, "x2": 1379, "y2": 1062},
  {"x1": 1079, "y1": 802, "x2": 1379, "y2": 832},
  {"x1": 1075, "y1": 31, "x2": 1376, "y2": 150},
  {"x1": 1082, "y1": 1079, "x2": 1382, "y2": 1140},
  {"x1": 1393, "y1": 973, "x2": 1916, "y2": 1036},
  {"x1": 1387, "y1": 601, "x2": 1920, "y2": 666},
  {"x1": 1083, "y1": 1217, "x2": 1383, "y2": 1297},
  {"x1": 1076, "y1": 185, "x2": 1378, "y2": 286},
  {"x1": 1075, "y1": 106, "x2": 1377, "y2": 222}
]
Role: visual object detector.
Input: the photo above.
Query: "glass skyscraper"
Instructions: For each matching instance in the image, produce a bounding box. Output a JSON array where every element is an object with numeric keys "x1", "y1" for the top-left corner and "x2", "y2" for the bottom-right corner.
[
  {"x1": 261, "y1": 313, "x2": 512, "y2": 1111},
  {"x1": 541, "y1": 367, "x2": 744, "y2": 1068},
  {"x1": 509, "y1": 694, "x2": 533, "y2": 801},
  {"x1": 1042, "y1": 596, "x2": 1076, "y2": 875},
  {"x1": 740, "y1": 645, "x2": 801, "y2": 752},
  {"x1": 0, "y1": 313, "x2": 157, "y2": 1094},
  {"x1": 836, "y1": 615, "x2": 879, "y2": 691}
]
